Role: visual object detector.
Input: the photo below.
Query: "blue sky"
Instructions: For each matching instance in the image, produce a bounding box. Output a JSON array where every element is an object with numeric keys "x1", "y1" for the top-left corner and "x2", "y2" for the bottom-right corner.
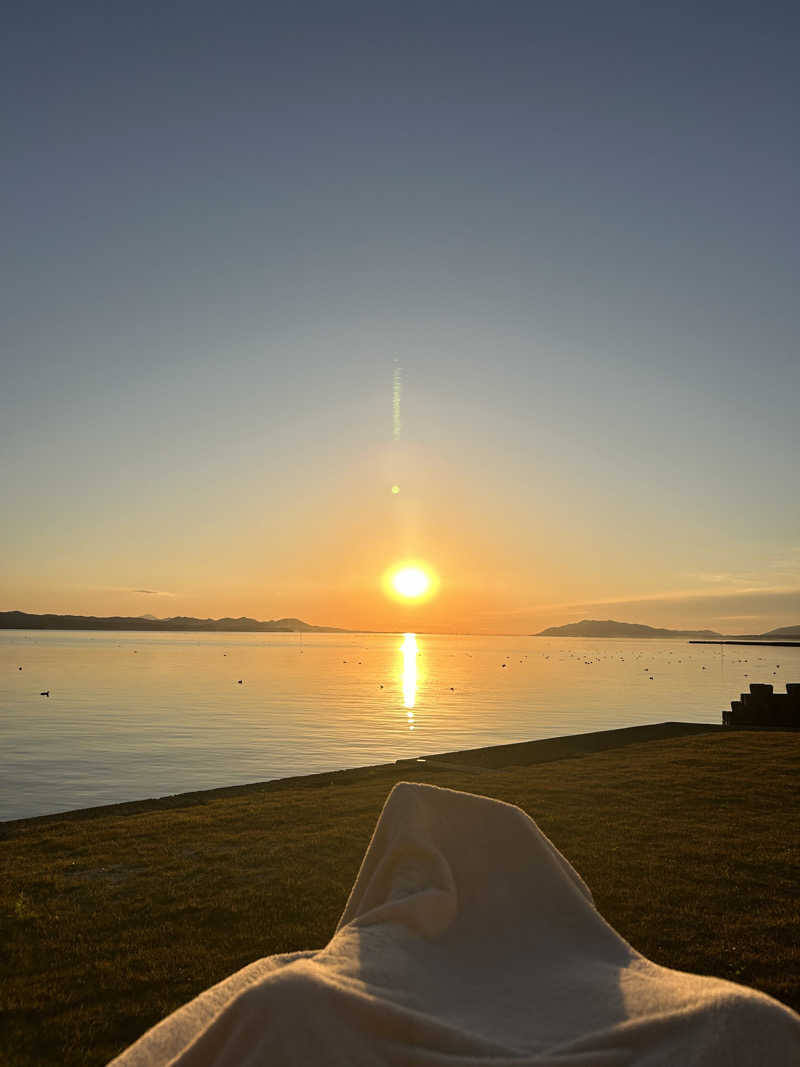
[{"x1": 2, "y1": 2, "x2": 798, "y2": 632}]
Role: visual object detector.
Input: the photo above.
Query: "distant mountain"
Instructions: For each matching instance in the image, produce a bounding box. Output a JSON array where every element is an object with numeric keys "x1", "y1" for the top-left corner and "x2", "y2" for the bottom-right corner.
[
  {"x1": 760, "y1": 624, "x2": 800, "y2": 638},
  {"x1": 535, "y1": 619, "x2": 723, "y2": 639},
  {"x1": 0, "y1": 611, "x2": 349, "y2": 633}
]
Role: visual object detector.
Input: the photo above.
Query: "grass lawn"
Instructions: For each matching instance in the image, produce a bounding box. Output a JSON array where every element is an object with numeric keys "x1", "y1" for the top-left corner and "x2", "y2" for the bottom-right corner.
[{"x1": 1, "y1": 729, "x2": 798, "y2": 1065}]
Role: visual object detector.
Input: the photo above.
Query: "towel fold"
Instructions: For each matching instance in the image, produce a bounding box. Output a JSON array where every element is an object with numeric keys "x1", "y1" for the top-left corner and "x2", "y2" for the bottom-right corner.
[{"x1": 111, "y1": 782, "x2": 800, "y2": 1065}]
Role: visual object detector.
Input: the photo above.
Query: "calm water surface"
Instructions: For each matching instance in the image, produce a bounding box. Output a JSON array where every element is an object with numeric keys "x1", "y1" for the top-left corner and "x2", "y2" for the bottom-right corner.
[{"x1": 2, "y1": 630, "x2": 798, "y2": 821}]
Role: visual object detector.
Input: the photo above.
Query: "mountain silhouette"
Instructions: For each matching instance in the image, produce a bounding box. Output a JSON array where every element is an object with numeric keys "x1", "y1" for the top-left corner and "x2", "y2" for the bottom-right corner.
[
  {"x1": 536, "y1": 619, "x2": 722, "y2": 639},
  {"x1": 0, "y1": 611, "x2": 348, "y2": 633}
]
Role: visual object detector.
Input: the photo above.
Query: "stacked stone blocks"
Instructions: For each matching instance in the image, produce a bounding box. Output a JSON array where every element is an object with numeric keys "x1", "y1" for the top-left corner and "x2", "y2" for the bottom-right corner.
[{"x1": 723, "y1": 682, "x2": 800, "y2": 727}]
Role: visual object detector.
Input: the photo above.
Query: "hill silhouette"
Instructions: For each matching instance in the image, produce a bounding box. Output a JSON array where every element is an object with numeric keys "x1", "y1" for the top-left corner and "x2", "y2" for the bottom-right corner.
[
  {"x1": 760, "y1": 624, "x2": 800, "y2": 638},
  {"x1": 536, "y1": 618, "x2": 800, "y2": 640},
  {"x1": 0, "y1": 611, "x2": 348, "y2": 633},
  {"x1": 536, "y1": 619, "x2": 722, "y2": 639}
]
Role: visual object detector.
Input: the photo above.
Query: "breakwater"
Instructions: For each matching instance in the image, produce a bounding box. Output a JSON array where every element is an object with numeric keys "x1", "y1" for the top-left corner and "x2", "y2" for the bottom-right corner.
[{"x1": 691, "y1": 640, "x2": 800, "y2": 648}]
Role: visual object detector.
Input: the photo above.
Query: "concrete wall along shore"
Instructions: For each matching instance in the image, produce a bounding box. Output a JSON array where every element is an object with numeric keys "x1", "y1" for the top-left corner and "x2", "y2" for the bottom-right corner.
[{"x1": 723, "y1": 683, "x2": 800, "y2": 727}]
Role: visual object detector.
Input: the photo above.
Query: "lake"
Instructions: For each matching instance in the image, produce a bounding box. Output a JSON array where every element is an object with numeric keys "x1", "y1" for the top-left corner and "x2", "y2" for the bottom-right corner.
[{"x1": 2, "y1": 629, "x2": 798, "y2": 821}]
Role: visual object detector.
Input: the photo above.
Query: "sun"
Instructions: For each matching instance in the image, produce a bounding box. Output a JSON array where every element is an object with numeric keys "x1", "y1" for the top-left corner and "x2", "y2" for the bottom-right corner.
[
  {"x1": 392, "y1": 567, "x2": 430, "y2": 599},
  {"x1": 383, "y1": 561, "x2": 438, "y2": 603}
]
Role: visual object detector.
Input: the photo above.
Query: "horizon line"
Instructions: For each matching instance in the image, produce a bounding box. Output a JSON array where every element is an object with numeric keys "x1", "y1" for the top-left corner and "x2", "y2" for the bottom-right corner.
[{"x1": 2, "y1": 608, "x2": 797, "y2": 640}]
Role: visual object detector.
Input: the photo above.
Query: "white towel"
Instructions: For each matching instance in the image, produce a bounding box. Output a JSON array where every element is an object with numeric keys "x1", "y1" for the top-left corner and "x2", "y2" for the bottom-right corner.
[{"x1": 111, "y1": 782, "x2": 800, "y2": 1065}]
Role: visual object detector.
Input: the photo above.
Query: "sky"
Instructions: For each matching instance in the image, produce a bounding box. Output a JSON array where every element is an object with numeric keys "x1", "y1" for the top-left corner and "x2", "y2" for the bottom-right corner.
[{"x1": 2, "y1": 2, "x2": 799, "y2": 634}]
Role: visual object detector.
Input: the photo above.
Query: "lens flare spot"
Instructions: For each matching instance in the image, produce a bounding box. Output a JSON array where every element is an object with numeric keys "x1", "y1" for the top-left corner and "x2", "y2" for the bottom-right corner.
[{"x1": 391, "y1": 485, "x2": 400, "y2": 494}]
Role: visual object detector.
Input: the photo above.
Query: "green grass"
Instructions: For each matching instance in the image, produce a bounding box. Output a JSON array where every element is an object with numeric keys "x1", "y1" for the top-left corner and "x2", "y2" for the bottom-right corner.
[{"x1": 1, "y1": 730, "x2": 798, "y2": 1065}]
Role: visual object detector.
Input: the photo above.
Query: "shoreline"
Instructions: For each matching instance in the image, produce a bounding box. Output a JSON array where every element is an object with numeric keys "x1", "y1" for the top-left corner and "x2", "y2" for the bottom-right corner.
[{"x1": 3, "y1": 720, "x2": 722, "y2": 828}]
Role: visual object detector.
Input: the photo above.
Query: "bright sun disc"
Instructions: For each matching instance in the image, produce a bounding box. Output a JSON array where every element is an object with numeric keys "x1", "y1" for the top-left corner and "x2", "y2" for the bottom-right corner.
[
  {"x1": 382, "y1": 560, "x2": 438, "y2": 604},
  {"x1": 392, "y1": 567, "x2": 430, "y2": 599}
]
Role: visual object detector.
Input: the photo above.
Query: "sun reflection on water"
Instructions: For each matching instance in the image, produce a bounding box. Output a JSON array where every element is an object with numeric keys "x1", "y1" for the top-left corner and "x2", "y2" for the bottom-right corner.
[{"x1": 400, "y1": 632, "x2": 417, "y2": 713}]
